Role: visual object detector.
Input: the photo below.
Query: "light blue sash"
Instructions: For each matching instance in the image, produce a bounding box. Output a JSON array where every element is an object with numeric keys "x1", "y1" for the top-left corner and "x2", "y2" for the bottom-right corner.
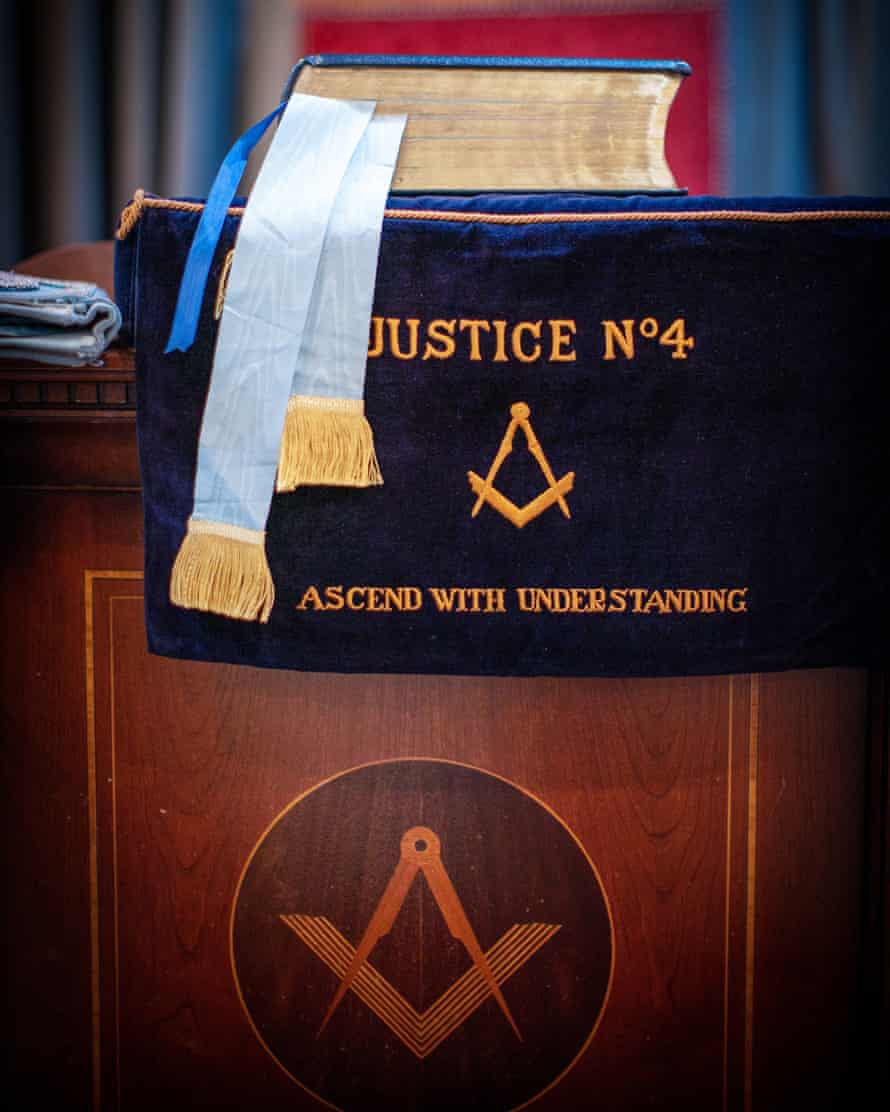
[{"x1": 168, "y1": 93, "x2": 406, "y2": 621}]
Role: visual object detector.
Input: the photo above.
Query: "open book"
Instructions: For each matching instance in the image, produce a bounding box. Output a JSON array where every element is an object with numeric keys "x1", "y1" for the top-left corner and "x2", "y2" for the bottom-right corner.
[{"x1": 286, "y1": 55, "x2": 690, "y2": 193}]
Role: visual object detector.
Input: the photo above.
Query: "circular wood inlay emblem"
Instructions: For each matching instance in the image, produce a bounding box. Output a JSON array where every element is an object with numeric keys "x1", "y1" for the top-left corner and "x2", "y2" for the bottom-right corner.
[{"x1": 231, "y1": 760, "x2": 613, "y2": 1110}]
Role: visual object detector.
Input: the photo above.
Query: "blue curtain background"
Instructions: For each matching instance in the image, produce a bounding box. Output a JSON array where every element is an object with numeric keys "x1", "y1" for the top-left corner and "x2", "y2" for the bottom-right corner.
[
  {"x1": 1, "y1": 0, "x2": 242, "y2": 267},
  {"x1": 1, "y1": 1, "x2": 888, "y2": 268},
  {"x1": 728, "y1": 0, "x2": 890, "y2": 195}
]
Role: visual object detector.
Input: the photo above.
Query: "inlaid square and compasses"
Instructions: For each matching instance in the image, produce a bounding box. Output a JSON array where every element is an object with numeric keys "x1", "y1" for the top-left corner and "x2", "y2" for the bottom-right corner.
[{"x1": 282, "y1": 826, "x2": 560, "y2": 1059}]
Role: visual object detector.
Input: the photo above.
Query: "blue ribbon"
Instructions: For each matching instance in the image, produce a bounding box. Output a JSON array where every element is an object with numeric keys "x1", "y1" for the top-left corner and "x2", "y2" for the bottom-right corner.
[{"x1": 165, "y1": 101, "x2": 286, "y2": 354}]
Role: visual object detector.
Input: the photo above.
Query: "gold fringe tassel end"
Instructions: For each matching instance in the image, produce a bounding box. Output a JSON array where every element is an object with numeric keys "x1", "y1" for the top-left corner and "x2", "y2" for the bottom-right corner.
[
  {"x1": 169, "y1": 519, "x2": 274, "y2": 623},
  {"x1": 276, "y1": 395, "x2": 383, "y2": 491}
]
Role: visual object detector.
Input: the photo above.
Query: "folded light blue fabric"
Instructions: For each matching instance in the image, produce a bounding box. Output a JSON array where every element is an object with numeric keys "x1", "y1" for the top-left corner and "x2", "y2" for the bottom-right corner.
[{"x1": 0, "y1": 271, "x2": 122, "y2": 366}]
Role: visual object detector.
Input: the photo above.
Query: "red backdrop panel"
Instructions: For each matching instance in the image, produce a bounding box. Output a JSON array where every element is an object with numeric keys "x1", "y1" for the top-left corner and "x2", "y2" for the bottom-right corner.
[{"x1": 305, "y1": 10, "x2": 722, "y2": 195}]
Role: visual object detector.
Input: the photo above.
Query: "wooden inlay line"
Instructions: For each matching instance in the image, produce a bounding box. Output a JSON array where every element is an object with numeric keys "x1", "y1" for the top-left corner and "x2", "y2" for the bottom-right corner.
[
  {"x1": 108, "y1": 595, "x2": 143, "y2": 1111},
  {"x1": 84, "y1": 571, "x2": 101, "y2": 1112},
  {"x1": 723, "y1": 674, "x2": 735, "y2": 1112},
  {"x1": 84, "y1": 571, "x2": 143, "y2": 1112},
  {"x1": 744, "y1": 674, "x2": 761, "y2": 1112}
]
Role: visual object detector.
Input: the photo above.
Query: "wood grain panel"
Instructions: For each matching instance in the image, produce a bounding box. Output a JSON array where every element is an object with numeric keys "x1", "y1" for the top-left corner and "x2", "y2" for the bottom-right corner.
[
  {"x1": 1, "y1": 420, "x2": 140, "y2": 490},
  {"x1": 1, "y1": 492, "x2": 143, "y2": 1104},
  {"x1": 85, "y1": 575, "x2": 756, "y2": 1110},
  {"x1": 864, "y1": 672, "x2": 890, "y2": 1091},
  {"x1": 2, "y1": 483, "x2": 883, "y2": 1109},
  {"x1": 751, "y1": 670, "x2": 869, "y2": 1110},
  {"x1": 0, "y1": 349, "x2": 138, "y2": 490}
]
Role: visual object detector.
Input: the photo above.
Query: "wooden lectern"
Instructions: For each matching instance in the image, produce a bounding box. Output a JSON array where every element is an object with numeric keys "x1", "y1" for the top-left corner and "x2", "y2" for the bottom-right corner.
[{"x1": 2, "y1": 226, "x2": 887, "y2": 1110}]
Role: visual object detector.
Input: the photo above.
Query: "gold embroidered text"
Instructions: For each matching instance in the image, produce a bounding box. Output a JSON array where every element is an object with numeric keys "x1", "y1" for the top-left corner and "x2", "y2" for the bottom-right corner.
[
  {"x1": 294, "y1": 585, "x2": 749, "y2": 616},
  {"x1": 367, "y1": 317, "x2": 577, "y2": 364},
  {"x1": 602, "y1": 317, "x2": 695, "y2": 360}
]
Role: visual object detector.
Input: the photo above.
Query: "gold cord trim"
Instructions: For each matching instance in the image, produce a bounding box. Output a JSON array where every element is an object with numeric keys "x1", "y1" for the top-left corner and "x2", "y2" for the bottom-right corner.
[
  {"x1": 214, "y1": 249, "x2": 235, "y2": 320},
  {"x1": 116, "y1": 189, "x2": 890, "y2": 239},
  {"x1": 116, "y1": 192, "x2": 245, "y2": 239},
  {"x1": 115, "y1": 188, "x2": 146, "y2": 240},
  {"x1": 384, "y1": 207, "x2": 890, "y2": 224}
]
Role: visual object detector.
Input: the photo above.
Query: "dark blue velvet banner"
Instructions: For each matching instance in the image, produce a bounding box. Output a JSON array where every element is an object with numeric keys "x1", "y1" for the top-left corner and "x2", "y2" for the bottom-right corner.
[{"x1": 119, "y1": 192, "x2": 890, "y2": 676}]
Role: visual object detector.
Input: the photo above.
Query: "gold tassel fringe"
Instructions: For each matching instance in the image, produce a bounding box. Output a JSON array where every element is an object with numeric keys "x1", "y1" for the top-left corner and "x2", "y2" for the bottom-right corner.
[
  {"x1": 169, "y1": 519, "x2": 274, "y2": 623},
  {"x1": 276, "y1": 395, "x2": 383, "y2": 491}
]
